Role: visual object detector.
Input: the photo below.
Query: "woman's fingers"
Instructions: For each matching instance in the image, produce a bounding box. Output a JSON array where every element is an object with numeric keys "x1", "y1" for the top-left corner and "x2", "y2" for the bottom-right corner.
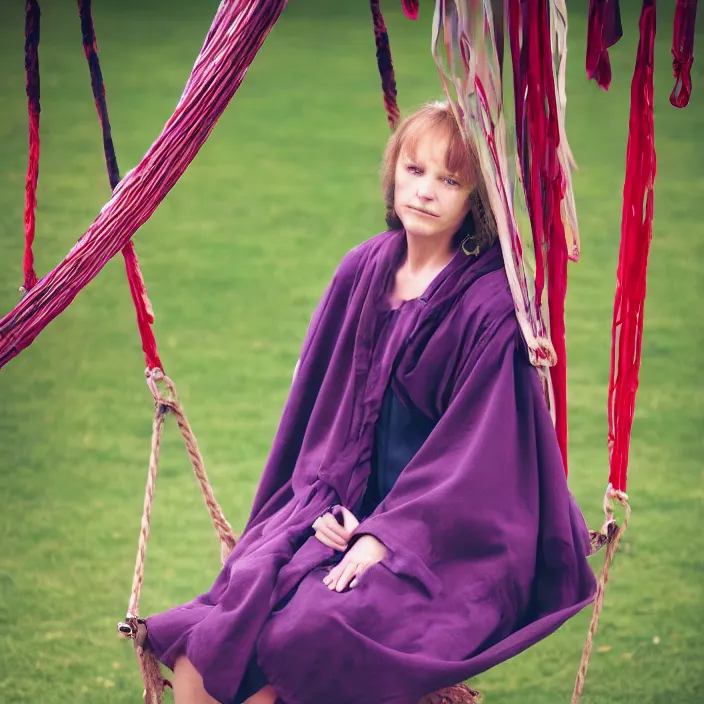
[
  {"x1": 338, "y1": 506, "x2": 360, "y2": 533},
  {"x1": 349, "y1": 562, "x2": 368, "y2": 589},
  {"x1": 337, "y1": 563, "x2": 354, "y2": 592},
  {"x1": 323, "y1": 561, "x2": 343, "y2": 588},
  {"x1": 320, "y1": 513, "x2": 351, "y2": 541},
  {"x1": 311, "y1": 513, "x2": 350, "y2": 549},
  {"x1": 313, "y1": 524, "x2": 347, "y2": 551},
  {"x1": 323, "y1": 558, "x2": 369, "y2": 591},
  {"x1": 313, "y1": 530, "x2": 347, "y2": 551},
  {"x1": 327, "y1": 560, "x2": 357, "y2": 592}
]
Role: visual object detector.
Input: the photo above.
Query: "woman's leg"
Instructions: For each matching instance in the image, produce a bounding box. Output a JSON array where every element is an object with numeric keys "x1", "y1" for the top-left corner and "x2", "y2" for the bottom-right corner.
[
  {"x1": 172, "y1": 656, "x2": 219, "y2": 704},
  {"x1": 172, "y1": 656, "x2": 278, "y2": 704},
  {"x1": 243, "y1": 685, "x2": 278, "y2": 704}
]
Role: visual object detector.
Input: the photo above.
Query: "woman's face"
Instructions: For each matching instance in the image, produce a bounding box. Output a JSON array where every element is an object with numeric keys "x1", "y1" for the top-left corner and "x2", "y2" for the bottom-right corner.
[{"x1": 393, "y1": 129, "x2": 473, "y2": 242}]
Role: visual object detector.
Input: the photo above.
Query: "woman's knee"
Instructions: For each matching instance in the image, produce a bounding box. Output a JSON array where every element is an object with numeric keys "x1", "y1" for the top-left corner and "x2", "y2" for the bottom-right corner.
[{"x1": 172, "y1": 656, "x2": 219, "y2": 704}]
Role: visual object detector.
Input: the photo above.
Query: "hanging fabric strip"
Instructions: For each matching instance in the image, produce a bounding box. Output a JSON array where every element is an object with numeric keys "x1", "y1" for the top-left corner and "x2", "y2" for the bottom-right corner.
[
  {"x1": 370, "y1": 0, "x2": 401, "y2": 130},
  {"x1": 22, "y1": 0, "x2": 41, "y2": 294},
  {"x1": 607, "y1": 0, "x2": 657, "y2": 493},
  {"x1": 77, "y1": 0, "x2": 162, "y2": 372},
  {"x1": 670, "y1": 0, "x2": 698, "y2": 108},
  {"x1": 0, "y1": 0, "x2": 288, "y2": 370},
  {"x1": 433, "y1": 0, "x2": 554, "y2": 372},
  {"x1": 402, "y1": 0, "x2": 419, "y2": 20},
  {"x1": 585, "y1": 0, "x2": 623, "y2": 90},
  {"x1": 550, "y1": 0, "x2": 580, "y2": 262},
  {"x1": 432, "y1": 0, "x2": 578, "y2": 473},
  {"x1": 522, "y1": 0, "x2": 571, "y2": 470}
]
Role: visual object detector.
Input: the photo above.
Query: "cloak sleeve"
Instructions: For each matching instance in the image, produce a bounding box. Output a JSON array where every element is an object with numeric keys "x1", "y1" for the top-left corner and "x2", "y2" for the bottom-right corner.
[
  {"x1": 351, "y1": 304, "x2": 595, "y2": 628},
  {"x1": 245, "y1": 242, "x2": 368, "y2": 527}
]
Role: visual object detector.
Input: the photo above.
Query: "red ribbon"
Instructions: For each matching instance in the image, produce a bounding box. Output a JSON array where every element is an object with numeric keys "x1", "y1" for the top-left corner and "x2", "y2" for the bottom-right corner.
[
  {"x1": 586, "y1": 0, "x2": 623, "y2": 90},
  {"x1": 508, "y1": 0, "x2": 569, "y2": 473},
  {"x1": 607, "y1": 0, "x2": 657, "y2": 493},
  {"x1": 23, "y1": 0, "x2": 41, "y2": 293},
  {"x1": 122, "y1": 243, "x2": 162, "y2": 372},
  {"x1": 401, "y1": 0, "x2": 418, "y2": 20},
  {"x1": 370, "y1": 0, "x2": 401, "y2": 130},
  {"x1": 670, "y1": 0, "x2": 698, "y2": 108},
  {"x1": 77, "y1": 0, "x2": 162, "y2": 372}
]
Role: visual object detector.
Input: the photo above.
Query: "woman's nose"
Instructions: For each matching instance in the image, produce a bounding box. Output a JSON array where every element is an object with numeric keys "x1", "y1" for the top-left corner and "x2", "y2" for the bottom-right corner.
[{"x1": 416, "y1": 176, "x2": 435, "y2": 200}]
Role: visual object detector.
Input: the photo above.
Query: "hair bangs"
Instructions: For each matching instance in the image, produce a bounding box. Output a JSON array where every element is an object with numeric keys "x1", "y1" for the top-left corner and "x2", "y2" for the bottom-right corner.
[{"x1": 387, "y1": 105, "x2": 476, "y2": 188}]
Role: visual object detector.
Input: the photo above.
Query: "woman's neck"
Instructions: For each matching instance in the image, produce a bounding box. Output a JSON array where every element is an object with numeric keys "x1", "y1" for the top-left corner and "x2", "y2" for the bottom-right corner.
[{"x1": 403, "y1": 230, "x2": 456, "y2": 275}]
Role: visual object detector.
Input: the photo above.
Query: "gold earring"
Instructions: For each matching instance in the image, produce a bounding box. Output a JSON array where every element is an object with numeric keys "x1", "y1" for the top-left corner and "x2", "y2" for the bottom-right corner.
[{"x1": 461, "y1": 234, "x2": 480, "y2": 257}]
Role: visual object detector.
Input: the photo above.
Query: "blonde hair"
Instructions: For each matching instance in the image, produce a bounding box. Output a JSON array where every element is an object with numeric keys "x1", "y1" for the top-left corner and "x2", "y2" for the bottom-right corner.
[{"x1": 381, "y1": 102, "x2": 496, "y2": 251}]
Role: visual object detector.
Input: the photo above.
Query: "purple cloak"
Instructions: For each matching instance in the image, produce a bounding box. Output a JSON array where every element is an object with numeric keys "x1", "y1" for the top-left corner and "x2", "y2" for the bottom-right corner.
[{"x1": 146, "y1": 230, "x2": 597, "y2": 703}]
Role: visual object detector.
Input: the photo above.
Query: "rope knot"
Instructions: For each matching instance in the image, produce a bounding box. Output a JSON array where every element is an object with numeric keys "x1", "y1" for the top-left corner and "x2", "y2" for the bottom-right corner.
[{"x1": 145, "y1": 367, "x2": 179, "y2": 409}]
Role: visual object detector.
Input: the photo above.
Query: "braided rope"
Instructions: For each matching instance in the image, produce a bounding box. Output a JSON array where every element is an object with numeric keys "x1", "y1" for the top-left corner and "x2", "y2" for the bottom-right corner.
[
  {"x1": 571, "y1": 486, "x2": 631, "y2": 703},
  {"x1": 116, "y1": 405, "x2": 169, "y2": 703},
  {"x1": 117, "y1": 372, "x2": 236, "y2": 701},
  {"x1": 137, "y1": 645, "x2": 168, "y2": 704},
  {"x1": 146, "y1": 369, "x2": 237, "y2": 560},
  {"x1": 125, "y1": 402, "x2": 167, "y2": 620},
  {"x1": 421, "y1": 684, "x2": 482, "y2": 703}
]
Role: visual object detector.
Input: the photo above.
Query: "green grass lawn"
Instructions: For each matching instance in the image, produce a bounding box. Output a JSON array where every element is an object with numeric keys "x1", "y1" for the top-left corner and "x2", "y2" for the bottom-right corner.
[{"x1": 0, "y1": 1, "x2": 702, "y2": 702}]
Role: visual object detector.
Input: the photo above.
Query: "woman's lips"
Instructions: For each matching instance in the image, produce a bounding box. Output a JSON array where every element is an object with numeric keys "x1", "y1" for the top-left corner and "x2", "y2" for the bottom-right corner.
[{"x1": 407, "y1": 206, "x2": 438, "y2": 217}]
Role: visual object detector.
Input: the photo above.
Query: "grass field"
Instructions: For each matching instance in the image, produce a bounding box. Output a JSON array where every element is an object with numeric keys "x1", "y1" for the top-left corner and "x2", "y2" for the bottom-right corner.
[{"x1": 0, "y1": 1, "x2": 702, "y2": 702}]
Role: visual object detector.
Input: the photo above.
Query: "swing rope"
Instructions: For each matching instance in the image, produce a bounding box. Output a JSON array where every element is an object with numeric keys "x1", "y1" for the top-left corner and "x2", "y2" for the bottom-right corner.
[
  {"x1": 572, "y1": 487, "x2": 630, "y2": 704},
  {"x1": 118, "y1": 371, "x2": 237, "y2": 704},
  {"x1": 421, "y1": 685, "x2": 482, "y2": 704},
  {"x1": 144, "y1": 369, "x2": 237, "y2": 562}
]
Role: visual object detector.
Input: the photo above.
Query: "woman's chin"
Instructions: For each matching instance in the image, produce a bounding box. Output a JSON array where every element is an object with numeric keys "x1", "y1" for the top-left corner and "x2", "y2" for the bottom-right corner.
[{"x1": 402, "y1": 221, "x2": 447, "y2": 239}]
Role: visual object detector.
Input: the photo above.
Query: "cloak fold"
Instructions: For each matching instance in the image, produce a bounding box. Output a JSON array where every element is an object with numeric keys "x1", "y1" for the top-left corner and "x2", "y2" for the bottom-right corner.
[{"x1": 146, "y1": 230, "x2": 596, "y2": 704}]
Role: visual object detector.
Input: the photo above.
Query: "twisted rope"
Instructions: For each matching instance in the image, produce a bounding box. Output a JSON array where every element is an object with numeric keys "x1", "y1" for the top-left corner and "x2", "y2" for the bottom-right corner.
[
  {"x1": 137, "y1": 646, "x2": 169, "y2": 704},
  {"x1": 571, "y1": 486, "x2": 631, "y2": 703},
  {"x1": 116, "y1": 405, "x2": 168, "y2": 703},
  {"x1": 146, "y1": 369, "x2": 237, "y2": 560},
  {"x1": 118, "y1": 371, "x2": 236, "y2": 700},
  {"x1": 126, "y1": 402, "x2": 167, "y2": 620},
  {"x1": 421, "y1": 684, "x2": 482, "y2": 704}
]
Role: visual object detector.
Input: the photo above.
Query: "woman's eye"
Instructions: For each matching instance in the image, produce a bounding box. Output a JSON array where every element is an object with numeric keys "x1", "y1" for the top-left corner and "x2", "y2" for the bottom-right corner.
[
  {"x1": 444, "y1": 177, "x2": 460, "y2": 187},
  {"x1": 407, "y1": 165, "x2": 421, "y2": 175}
]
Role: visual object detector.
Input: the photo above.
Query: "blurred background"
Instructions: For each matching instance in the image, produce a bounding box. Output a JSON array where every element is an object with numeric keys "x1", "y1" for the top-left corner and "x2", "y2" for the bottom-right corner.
[{"x1": 0, "y1": 0, "x2": 702, "y2": 702}]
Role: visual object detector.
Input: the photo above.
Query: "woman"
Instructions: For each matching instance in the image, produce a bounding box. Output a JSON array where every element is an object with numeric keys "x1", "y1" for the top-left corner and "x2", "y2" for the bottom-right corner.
[{"x1": 146, "y1": 102, "x2": 597, "y2": 704}]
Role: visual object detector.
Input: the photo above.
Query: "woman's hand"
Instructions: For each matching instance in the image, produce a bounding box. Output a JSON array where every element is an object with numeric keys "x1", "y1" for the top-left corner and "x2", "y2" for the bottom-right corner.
[
  {"x1": 323, "y1": 534, "x2": 388, "y2": 592},
  {"x1": 312, "y1": 506, "x2": 359, "y2": 552}
]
